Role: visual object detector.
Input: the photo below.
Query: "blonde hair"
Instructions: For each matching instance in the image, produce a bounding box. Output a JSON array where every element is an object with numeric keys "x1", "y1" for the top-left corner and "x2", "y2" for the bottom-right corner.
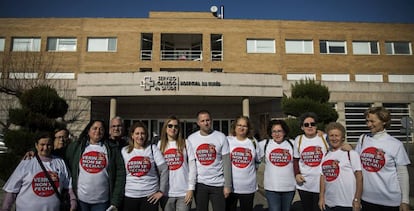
[{"x1": 159, "y1": 116, "x2": 185, "y2": 154}]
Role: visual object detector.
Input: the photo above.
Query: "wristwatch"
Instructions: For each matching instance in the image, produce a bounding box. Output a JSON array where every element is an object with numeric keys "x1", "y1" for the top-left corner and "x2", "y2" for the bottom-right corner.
[{"x1": 354, "y1": 198, "x2": 359, "y2": 202}]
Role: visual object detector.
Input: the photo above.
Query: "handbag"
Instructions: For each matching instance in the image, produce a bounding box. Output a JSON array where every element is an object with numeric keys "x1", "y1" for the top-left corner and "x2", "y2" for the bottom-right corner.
[{"x1": 35, "y1": 153, "x2": 71, "y2": 211}]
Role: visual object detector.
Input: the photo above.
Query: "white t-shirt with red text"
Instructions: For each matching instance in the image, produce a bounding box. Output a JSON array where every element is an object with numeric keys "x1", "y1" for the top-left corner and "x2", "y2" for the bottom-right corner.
[
  {"x1": 320, "y1": 149, "x2": 361, "y2": 207},
  {"x1": 293, "y1": 135, "x2": 328, "y2": 193},
  {"x1": 122, "y1": 145, "x2": 166, "y2": 198},
  {"x1": 259, "y1": 139, "x2": 296, "y2": 192},
  {"x1": 158, "y1": 140, "x2": 196, "y2": 197},
  {"x1": 3, "y1": 157, "x2": 70, "y2": 211},
  {"x1": 355, "y1": 132, "x2": 410, "y2": 206},
  {"x1": 228, "y1": 136, "x2": 263, "y2": 194},
  {"x1": 187, "y1": 130, "x2": 229, "y2": 187},
  {"x1": 77, "y1": 144, "x2": 109, "y2": 203}
]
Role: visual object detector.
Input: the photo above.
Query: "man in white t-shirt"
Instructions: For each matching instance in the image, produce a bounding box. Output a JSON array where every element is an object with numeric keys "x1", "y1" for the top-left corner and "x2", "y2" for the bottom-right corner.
[{"x1": 187, "y1": 110, "x2": 232, "y2": 211}]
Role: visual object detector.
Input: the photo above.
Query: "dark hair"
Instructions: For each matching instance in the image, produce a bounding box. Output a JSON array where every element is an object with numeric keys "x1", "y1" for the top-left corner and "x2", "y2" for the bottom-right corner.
[
  {"x1": 127, "y1": 121, "x2": 150, "y2": 153},
  {"x1": 267, "y1": 119, "x2": 290, "y2": 139},
  {"x1": 35, "y1": 131, "x2": 53, "y2": 144},
  {"x1": 78, "y1": 120, "x2": 108, "y2": 143},
  {"x1": 196, "y1": 110, "x2": 211, "y2": 119},
  {"x1": 229, "y1": 116, "x2": 255, "y2": 139},
  {"x1": 54, "y1": 128, "x2": 69, "y2": 137},
  {"x1": 299, "y1": 112, "x2": 318, "y2": 126},
  {"x1": 364, "y1": 106, "x2": 391, "y2": 128}
]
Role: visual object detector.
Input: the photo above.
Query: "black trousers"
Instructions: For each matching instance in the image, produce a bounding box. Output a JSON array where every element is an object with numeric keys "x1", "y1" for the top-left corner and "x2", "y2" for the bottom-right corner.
[
  {"x1": 225, "y1": 192, "x2": 255, "y2": 211},
  {"x1": 194, "y1": 183, "x2": 225, "y2": 211}
]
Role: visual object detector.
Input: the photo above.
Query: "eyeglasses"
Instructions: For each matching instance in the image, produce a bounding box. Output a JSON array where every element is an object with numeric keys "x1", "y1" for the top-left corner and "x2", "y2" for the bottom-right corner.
[
  {"x1": 111, "y1": 125, "x2": 122, "y2": 128},
  {"x1": 236, "y1": 124, "x2": 248, "y2": 128},
  {"x1": 303, "y1": 122, "x2": 316, "y2": 127},
  {"x1": 167, "y1": 124, "x2": 179, "y2": 129},
  {"x1": 272, "y1": 130, "x2": 284, "y2": 134}
]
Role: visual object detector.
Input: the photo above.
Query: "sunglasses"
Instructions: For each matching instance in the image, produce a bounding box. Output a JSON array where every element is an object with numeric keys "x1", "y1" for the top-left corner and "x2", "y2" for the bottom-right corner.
[
  {"x1": 303, "y1": 122, "x2": 316, "y2": 127},
  {"x1": 167, "y1": 124, "x2": 179, "y2": 129}
]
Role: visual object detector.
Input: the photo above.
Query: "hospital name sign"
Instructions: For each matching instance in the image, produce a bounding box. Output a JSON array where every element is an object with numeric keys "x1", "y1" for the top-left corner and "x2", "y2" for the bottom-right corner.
[{"x1": 140, "y1": 76, "x2": 221, "y2": 91}]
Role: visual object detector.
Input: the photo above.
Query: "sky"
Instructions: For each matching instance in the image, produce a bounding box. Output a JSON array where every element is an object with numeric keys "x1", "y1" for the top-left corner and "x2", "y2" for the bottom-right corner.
[{"x1": 0, "y1": 0, "x2": 413, "y2": 23}]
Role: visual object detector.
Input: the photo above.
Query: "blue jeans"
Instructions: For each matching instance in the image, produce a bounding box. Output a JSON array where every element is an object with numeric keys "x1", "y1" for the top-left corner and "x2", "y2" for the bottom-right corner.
[
  {"x1": 161, "y1": 196, "x2": 191, "y2": 211},
  {"x1": 265, "y1": 190, "x2": 295, "y2": 211},
  {"x1": 78, "y1": 200, "x2": 110, "y2": 211}
]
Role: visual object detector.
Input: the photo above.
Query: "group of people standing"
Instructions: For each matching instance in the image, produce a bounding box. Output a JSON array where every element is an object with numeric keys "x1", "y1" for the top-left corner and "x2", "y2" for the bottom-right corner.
[{"x1": 1, "y1": 106, "x2": 411, "y2": 211}]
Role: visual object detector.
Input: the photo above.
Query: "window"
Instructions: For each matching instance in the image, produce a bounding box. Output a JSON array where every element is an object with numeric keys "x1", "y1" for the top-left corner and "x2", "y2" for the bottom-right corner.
[
  {"x1": 140, "y1": 33, "x2": 153, "y2": 60},
  {"x1": 355, "y1": 74, "x2": 383, "y2": 82},
  {"x1": 383, "y1": 103, "x2": 411, "y2": 141},
  {"x1": 0, "y1": 38, "x2": 5, "y2": 51},
  {"x1": 385, "y1": 41, "x2": 412, "y2": 55},
  {"x1": 320, "y1": 40, "x2": 346, "y2": 54},
  {"x1": 87, "y1": 37, "x2": 117, "y2": 52},
  {"x1": 344, "y1": 103, "x2": 371, "y2": 142},
  {"x1": 286, "y1": 73, "x2": 316, "y2": 80},
  {"x1": 352, "y1": 41, "x2": 379, "y2": 55},
  {"x1": 321, "y1": 74, "x2": 350, "y2": 81},
  {"x1": 47, "y1": 38, "x2": 77, "y2": 52},
  {"x1": 45, "y1": 73, "x2": 75, "y2": 79},
  {"x1": 9, "y1": 72, "x2": 38, "y2": 79},
  {"x1": 285, "y1": 40, "x2": 313, "y2": 54},
  {"x1": 388, "y1": 74, "x2": 414, "y2": 83},
  {"x1": 12, "y1": 38, "x2": 41, "y2": 52},
  {"x1": 247, "y1": 39, "x2": 275, "y2": 53}
]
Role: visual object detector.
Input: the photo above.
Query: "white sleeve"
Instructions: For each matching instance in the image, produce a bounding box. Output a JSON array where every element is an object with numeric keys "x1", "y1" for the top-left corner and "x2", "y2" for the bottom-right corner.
[{"x1": 397, "y1": 165, "x2": 410, "y2": 204}]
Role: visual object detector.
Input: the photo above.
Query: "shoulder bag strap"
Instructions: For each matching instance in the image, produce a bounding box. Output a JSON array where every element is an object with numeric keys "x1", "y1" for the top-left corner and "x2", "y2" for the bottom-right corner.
[{"x1": 35, "y1": 153, "x2": 62, "y2": 202}]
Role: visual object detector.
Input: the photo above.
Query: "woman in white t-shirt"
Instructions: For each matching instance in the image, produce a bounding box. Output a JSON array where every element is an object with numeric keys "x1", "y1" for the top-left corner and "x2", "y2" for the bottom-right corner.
[
  {"x1": 226, "y1": 116, "x2": 263, "y2": 211},
  {"x1": 259, "y1": 119, "x2": 295, "y2": 211},
  {"x1": 355, "y1": 107, "x2": 410, "y2": 211},
  {"x1": 293, "y1": 112, "x2": 329, "y2": 211},
  {"x1": 2, "y1": 132, "x2": 76, "y2": 211},
  {"x1": 319, "y1": 122, "x2": 362, "y2": 211},
  {"x1": 158, "y1": 116, "x2": 196, "y2": 211},
  {"x1": 121, "y1": 121, "x2": 169, "y2": 211}
]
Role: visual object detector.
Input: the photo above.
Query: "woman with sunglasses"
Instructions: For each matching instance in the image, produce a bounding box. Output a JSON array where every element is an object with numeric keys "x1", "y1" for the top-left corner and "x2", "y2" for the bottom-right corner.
[
  {"x1": 293, "y1": 112, "x2": 329, "y2": 211},
  {"x1": 157, "y1": 116, "x2": 196, "y2": 211}
]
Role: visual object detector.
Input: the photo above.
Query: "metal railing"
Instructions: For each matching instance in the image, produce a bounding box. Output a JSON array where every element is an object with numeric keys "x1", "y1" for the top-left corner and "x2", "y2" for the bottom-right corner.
[{"x1": 161, "y1": 50, "x2": 202, "y2": 61}]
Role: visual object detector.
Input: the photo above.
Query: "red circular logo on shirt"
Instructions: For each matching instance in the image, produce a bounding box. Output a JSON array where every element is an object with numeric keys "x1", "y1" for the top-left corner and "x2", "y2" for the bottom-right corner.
[
  {"x1": 301, "y1": 146, "x2": 324, "y2": 167},
  {"x1": 164, "y1": 148, "x2": 184, "y2": 171},
  {"x1": 360, "y1": 147, "x2": 386, "y2": 172},
  {"x1": 196, "y1": 144, "x2": 217, "y2": 166},
  {"x1": 127, "y1": 156, "x2": 152, "y2": 177},
  {"x1": 231, "y1": 147, "x2": 252, "y2": 168},
  {"x1": 321, "y1": 159, "x2": 340, "y2": 182},
  {"x1": 32, "y1": 171, "x2": 59, "y2": 197},
  {"x1": 269, "y1": 148, "x2": 292, "y2": 167},
  {"x1": 80, "y1": 151, "x2": 107, "y2": 174}
]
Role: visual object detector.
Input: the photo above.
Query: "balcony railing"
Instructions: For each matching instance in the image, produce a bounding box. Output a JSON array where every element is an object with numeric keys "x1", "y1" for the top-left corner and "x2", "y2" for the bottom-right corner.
[
  {"x1": 161, "y1": 50, "x2": 202, "y2": 61},
  {"x1": 211, "y1": 51, "x2": 223, "y2": 61},
  {"x1": 141, "y1": 50, "x2": 223, "y2": 61},
  {"x1": 140, "y1": 50, "x2": 152, "y2": 60}
]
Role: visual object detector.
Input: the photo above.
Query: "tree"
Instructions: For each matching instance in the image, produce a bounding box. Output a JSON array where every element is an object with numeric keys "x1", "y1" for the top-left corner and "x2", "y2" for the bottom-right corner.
[
  {"x1": 1, "y1": 85, "x2": 69, "y2": 180},
  {"x1": 0, "y1": 51, "x2": 88, "y2": 130},
  {"x1": 281, "y1": 79, "x2": 338, "y2": 138},
  {"x1": 0, "y1": 51, "x2": 88, "y2": 180}
]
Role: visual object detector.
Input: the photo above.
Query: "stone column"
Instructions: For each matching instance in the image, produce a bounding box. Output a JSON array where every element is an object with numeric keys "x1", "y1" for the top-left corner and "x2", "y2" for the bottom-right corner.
[
  {"x1": 242, "y1": 97, "x2": 250, "y2": 117},
  {"x1": 110, "y1": 98, "x2": 117, "y2": 120}
]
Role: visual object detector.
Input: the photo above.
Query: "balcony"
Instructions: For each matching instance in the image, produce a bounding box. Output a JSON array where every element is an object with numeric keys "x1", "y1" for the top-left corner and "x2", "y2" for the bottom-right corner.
[{"x1": 161, "y1": 50, "x2": 202, "y2": 61}]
